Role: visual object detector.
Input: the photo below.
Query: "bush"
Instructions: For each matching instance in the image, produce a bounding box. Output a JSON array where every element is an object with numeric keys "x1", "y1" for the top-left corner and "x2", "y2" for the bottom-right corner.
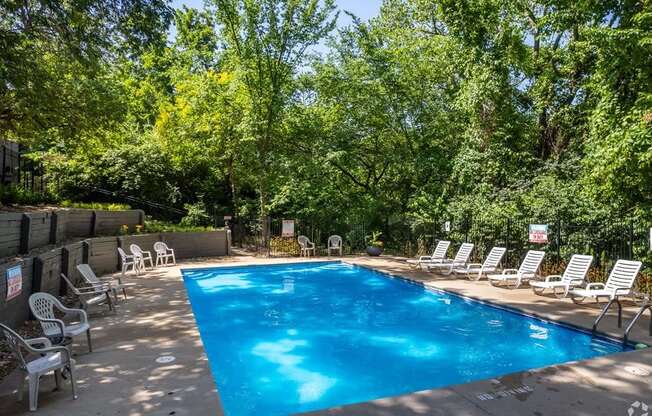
[
  {"x1": 60, "y1": 200, "x2": 131, "y2": 211},
  {"x1": 179, "y1": 202, "x2": 212, "y2": 227},
  {"x1": 269, "y1": 237, "x2": 301, "y2": 256},
  {"x1": 0, "y1": 185, "x2": 57, "y2": 206}
]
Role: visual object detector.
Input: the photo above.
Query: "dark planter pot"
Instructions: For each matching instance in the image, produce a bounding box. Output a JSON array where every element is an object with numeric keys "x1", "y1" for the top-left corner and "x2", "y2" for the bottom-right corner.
[{"x1": 366, "y1": 246, "x2": 384, "y2": 256}]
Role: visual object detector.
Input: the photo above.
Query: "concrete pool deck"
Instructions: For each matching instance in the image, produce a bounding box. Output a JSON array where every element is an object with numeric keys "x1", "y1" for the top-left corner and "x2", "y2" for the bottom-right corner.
[{"x1": 0, "y1": 255, "x2": 650, "y2": 416}]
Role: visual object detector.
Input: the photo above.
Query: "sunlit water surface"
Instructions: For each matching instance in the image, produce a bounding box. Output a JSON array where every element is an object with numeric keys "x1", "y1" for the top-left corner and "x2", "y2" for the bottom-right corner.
[{"x1": 182, "y1": 261, "x2": 628, "y2": 416}]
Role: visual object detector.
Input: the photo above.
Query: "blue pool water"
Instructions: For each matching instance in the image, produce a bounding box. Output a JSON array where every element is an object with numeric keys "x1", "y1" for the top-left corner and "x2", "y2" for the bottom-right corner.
[{"x1": 182, "y1": 261, "x2": 629, "y2": 416}]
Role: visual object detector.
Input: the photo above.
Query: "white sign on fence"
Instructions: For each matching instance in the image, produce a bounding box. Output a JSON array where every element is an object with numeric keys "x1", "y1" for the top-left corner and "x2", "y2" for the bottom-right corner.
[
  {"x1": 528, "y1": 224, "x2": 549, "y2": 244},
  {"x1": 649, "y1": 228, "x2": 652, "y2": 251},
  {"x1": 444, "y1": 221, "x2": 451, "y2": 232},
  {"x1": 282, "y1": 220, "x2": 295, "y2": 238},
  {"x1": 6, "y1": 265, "x2": 22, "y2": 301}
]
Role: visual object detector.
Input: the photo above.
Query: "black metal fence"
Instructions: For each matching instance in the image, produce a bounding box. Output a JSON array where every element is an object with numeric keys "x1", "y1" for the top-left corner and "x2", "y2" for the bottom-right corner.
[
  {"x1": 229, "y1": 215, "x2": 652, "y2": 292},
  {"x1": 1, "y1": 140, "x2": 48, "y2": 194}
]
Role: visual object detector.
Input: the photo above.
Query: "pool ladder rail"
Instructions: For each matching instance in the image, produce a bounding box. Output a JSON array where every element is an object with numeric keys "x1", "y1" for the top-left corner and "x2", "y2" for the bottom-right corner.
[{"x1": 591, "y1": 296, "x2": 652, "y2": 345}]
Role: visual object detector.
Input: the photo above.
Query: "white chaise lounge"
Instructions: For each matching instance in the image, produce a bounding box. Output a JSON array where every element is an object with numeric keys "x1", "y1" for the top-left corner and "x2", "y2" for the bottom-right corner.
[
  {"x1": 570, "y1": 259, "x2": 642, "y2": 304},
  {"x1": 530, "y1": 254, "x2": 593, "y2": 298},
  {"x1": 406, "y1": 240, "x2": 451, "y2": 268},
  {"x1": 454, "y1": 246, "x2": 506, "y2": 280},
  {"x1": 487, "y1": 250, "x2": 545, "y2": 289},
  {"x1": 426, "y1": 243, "x2": 474, "y2": 275}
]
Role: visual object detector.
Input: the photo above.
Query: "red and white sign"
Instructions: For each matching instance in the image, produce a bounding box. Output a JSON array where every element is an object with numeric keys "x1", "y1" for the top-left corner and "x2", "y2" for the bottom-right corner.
[
  {"x1": 528, "y1": 224, "x2": 549, "y2": 244},
  {"x1": 282, "y1": 220, "x2": 295, "y2": 238},
  {"x1": 6, "y1": 265, "x2": 22, "y2": 301}
]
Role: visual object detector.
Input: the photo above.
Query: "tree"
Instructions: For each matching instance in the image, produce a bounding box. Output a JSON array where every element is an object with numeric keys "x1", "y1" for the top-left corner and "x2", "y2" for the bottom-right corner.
[{"x1": 208, "y1": 0, "x2": 337, "y2": 234}]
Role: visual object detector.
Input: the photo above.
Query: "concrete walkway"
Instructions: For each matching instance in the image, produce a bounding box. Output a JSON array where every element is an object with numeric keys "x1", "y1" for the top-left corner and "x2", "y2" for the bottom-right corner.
[{"x1": 0, "y1": 255, "x2": 650, "y2": 416}]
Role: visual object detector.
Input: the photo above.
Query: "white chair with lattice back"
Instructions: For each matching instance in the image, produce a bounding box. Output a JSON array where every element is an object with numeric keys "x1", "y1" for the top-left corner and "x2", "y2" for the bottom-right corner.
[
  {"x1": 154, "y1": 241, "x2": 176, "y2": 267},
  {"x1": 1, "y1": 323, "x2": 78, "y2": 411},
  {"x1": 29, "y1": 292, "x2": 93, "y2": 352},
  {"x1": 130, "y1": 244, "x2": 154, "y2": 271},
  {"x1": 297, "y1": 235, "x2": 315, "y2": 257},
  {"x1": 327, "y1": 235, "x2": 343, "y2": 256}
]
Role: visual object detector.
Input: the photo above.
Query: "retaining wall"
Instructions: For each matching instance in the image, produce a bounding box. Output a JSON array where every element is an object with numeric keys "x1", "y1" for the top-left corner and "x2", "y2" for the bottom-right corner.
[
  {"x1": 0, "y1": 208, "x2": 145, "y2": 260},
  {"x1": 0, "y1": 230, "x2": 230, "y2": 329}
]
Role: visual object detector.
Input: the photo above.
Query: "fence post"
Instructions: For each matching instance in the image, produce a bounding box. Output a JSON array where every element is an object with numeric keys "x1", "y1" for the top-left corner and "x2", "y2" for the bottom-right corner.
[
  {"x1": 90, "y1": 211, "x2": 98, "y2": 236},
  {"x1": 50, "y1": 211, "x2": 58, "y2": 245},
  {"x1": 556, "y1": 218, "x2": 561, "y2": 262},
  {"x1": 61, "y1": 246, "x2": 70, "y2": 294},
  {"x1": 19, "y1": 213, "x2": 31, "y2": 254},
  {"x1": 628, "y1": 220, "x2": 634, "y2": 259}
]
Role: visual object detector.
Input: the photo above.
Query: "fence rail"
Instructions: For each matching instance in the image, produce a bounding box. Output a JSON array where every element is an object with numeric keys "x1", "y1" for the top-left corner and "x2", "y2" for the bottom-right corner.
[{"x1": 229, "y1": 216, "x2": 652, "y2": 293}]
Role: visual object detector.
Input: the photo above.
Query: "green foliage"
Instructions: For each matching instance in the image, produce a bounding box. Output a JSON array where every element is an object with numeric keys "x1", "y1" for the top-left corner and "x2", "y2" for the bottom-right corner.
[
  {"x1": 0, "y1": 185, "x2": 56, "y2": 206},
  {"x1": 144, "y1": 219, "x2": 216, "y2": 233},
  {"x1": 179, "y1": 202, "x2": 212, "y2": 227},
  {"x1": 3, "y1": 0, "x2": 651, "y2": 240},
  {"x1": 59, "y1": 201, "x2": 132, "y2": 211}
]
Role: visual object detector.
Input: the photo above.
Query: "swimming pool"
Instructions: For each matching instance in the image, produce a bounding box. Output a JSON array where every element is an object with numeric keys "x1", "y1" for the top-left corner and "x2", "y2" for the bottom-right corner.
[{"x1": 182, "y1": 261, "x2": 629, "y2": 416}]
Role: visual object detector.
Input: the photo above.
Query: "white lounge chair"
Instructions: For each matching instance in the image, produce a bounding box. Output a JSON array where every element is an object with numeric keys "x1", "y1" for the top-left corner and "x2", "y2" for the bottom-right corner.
[
  {"x1": 406, "y1": 240, "x2": 451, "y2": 268},
  {"x1": 118, "y1": 247, "x2": 139, "y2": 276},
  {"x1": 454, "y1": 247, "x2": 506, "y2": 280},
  {"x1": 531, "y1": 254, "x2": 593, "y2": 298},
  {"x1": 154, "y1": 241, "x2": 176, "y2": 266},
  {"x1": 77, "y1": 263, "x2": 132, "y2": 301},
  {"x1": 29, "y1": 292, "x2": 94, "y2": 352},
  {"x1": 60, "y1": 273, "x2": 114, "y2": 312},
  {"x1": 130, "y1": 244, "x2": 154, "y2": 270},
  {"x1": 570, "y1": 260, "x2": 642, "y2": 304},
  {"x1": 327, "y1": 235, "x2": 343, "y2": 256},
  {"x1": 426, "y1": 243, "x2": 474, "y2": 275},
  {"x1": 0, "y1": 323, "x2": 78, "y2": 411},
  {"x1": 487, "y1": 250, "x2": 545, "y2": 289},
  {"x1": 298, "y1": 235, "x2": 315, "y2": 257}
]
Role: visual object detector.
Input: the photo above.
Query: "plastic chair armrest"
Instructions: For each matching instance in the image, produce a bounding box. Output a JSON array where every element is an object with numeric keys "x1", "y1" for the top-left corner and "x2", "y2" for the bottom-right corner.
[{"x1": 585, "y1": 282, "x2": 605, "y2": 290}]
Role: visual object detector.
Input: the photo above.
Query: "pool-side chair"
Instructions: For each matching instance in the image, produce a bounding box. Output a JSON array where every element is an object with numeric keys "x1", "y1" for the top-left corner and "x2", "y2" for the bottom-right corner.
[
  {"x1": 487, "y1": 250, "x2": 545, "y2": 289},
  {"x1": 130, "y1": 244, "x2": 154, "y2": 271},
  {"x1": 454, "y1": 246, "x2": 506, "y2": 280},
  {"x1": 406, "y1": 240, "x2": 451, "y2": 268},
  {"x1": 154, "y1": 241, "x2": 176, "y2": 266},
  {"x1": 77, "y1": 263, "x2": 132, "y2": 301},
  {"x1": 530, "y1": 254, "x2": 593, "y2": 298},
  {"x1": 60, "y1": 273, "x2": 114, "y2": 312},
  {"x1": 118, "y1": 247, "x2": 139, "y2": 276},
  {"x1": 570, "y1": 260, "x2": 642, "y2": 304},
  {"x1": 426, "y1": 243, "x2": 474, "y2": 275},
  {"x1": 28, "y1": 292, "x2": 94, "y2": 352},
  {"x1": 327, "y1": 235, "x2": 343, "y2": 256},
  {"x1": 0, "y1": 324, "x2": 78, "y2": 411},
  {"x1": 298, "y1": 235, "x2": 316, "y2": 257}
]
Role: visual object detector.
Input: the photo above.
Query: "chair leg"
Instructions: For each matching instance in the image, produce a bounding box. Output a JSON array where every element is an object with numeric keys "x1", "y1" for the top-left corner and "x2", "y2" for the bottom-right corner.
[
  {"x1": 68, "y1": 363, "x2": 78, "y2": 400},
  {"x1": 122, "y1": 287, "x2": 128, "y2": 299},
  {"x1": 86, "y1": 329, "x2": 93, "y2": 353},
  {"x1": 28, "y1": 374, "x2": 40, "y2": 411},
  {"x1": 54, "y1": 369, "x2": 61, "y2": 391},
  {"x1": 17, "y1": 375, "x2": 26, "y2": 402}
]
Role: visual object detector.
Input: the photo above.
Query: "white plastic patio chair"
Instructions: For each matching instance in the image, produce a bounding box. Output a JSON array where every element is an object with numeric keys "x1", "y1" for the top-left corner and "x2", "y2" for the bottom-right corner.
[
  {"x1": 28, "y1": 292, "x2": 94, "y2": 352},
  {"x1": 487, "y1": 250, "x2": 545, "y2": 289},
  {"x1": 118, "y1": 247, "x2": 139, "y2": 276},
  {"x1": 77, "y1": 263, "x2": 132, "y2": 301},
  {"x1": 531, "y1": 254, "x2": 593, "y2": 298},
  {"x1": 154, "y1": 241, "x2": 176, "y2": 266},
  {"x1": 130, "y1": 244, "x2": 154, "y2": 270},
  {"x1": 0, "y1": 323, "x2": 78, "y2": 411},
  {"x1": 454, "y1": 246, "x2": 506, "y2": 280},
  {"x1": 406, "y1": 240, "x2": 451, "y2": 268},
  {"x1": 570, "y1": 260, "x2": 642, "y2": 304},
  {"x1": 327, "y1": 235, "x2": 343, "y2": 256},
  {"x1": 426, "y1": 243, "x2": 474, "y2": 275},
  {"x1": 298, "y1": 235, "x2": 315, "y2": 257},
  {"x1": 60, "y1": 273, "x2": 113, "y2": 312}
]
